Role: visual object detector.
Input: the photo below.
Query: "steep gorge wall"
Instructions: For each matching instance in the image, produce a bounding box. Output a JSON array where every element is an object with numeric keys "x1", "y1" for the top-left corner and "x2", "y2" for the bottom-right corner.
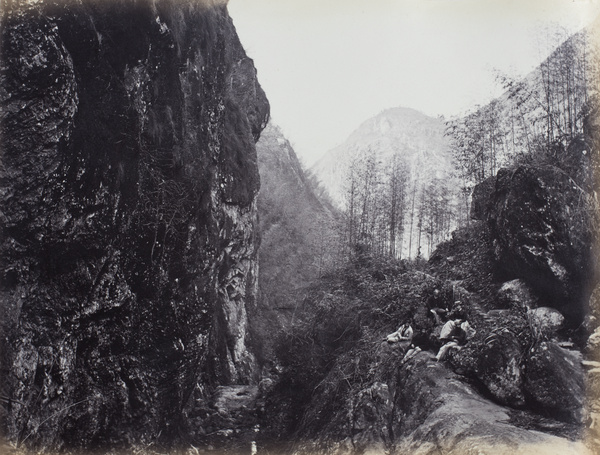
[
  {"x1": 0, "y1": 0, "x2": 268, "y2": 450},
  {"x1": 254, "y1": 123, "x2": 338, "y2": 358}
]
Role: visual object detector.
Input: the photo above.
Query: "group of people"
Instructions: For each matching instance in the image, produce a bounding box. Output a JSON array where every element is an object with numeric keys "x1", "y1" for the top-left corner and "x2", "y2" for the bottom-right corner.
[
  {"x1": 383, "y1": 303, "x2": 476, "y2": 362},
  {"x1": 383, "y1": 323, "x2": 421, "y2": 362}
]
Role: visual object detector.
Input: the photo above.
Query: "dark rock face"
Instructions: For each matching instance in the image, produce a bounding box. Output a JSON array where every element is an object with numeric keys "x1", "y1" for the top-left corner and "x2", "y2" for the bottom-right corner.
[
  {"x1": 524, "y1": 342, "x2": 585, "y2": 423},
  {"x1": 488, "y1": 166, "x2": 597, "y2": 323},
  {"x1": 470, "y1": 175, "x2": 495, "y2": 221},
  {"x1": 474, "y1": 328, "x2": 526, "y2": 407},
  {"x1": 0, "y1": 0, "x2": 268, "y2": 450}
]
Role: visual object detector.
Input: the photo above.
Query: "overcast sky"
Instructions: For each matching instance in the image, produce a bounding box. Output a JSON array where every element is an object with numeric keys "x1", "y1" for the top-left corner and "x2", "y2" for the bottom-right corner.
[{"x1": 228, "y1": 0, "x2": 600, "y2": 166}]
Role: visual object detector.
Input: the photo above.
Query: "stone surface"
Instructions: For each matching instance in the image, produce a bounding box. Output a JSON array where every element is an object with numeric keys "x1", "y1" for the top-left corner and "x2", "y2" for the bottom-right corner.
[
  {"x1": 287, "y1": 348, "x2": 587, "y2": 455},
  {"x1": 474, "y1": 328, "x2": 526, "y2": 407},
  {"x1": 488, "y1": 165, "x2": 598, "y2": 323},
  {"x1": 394, "y1": 353, "x2": 588, "y2": 455},
  {"x1": 524, "y1": 342, "x2": 585, "y2": 423},
  {"x1": 350, "y1": 382, "x2": 393, "y2": 454},
  {"x1": 498, "y1": 279, "x2": 536, "y2": 309},
  {"x1": 528, "y1": 307, "x2": 565, "y2": 337},
  {"x1": 0, "y1": 0, "x2": 268, "y2": 450},
  {"x1": 470, "y1": 175, "x2": 496, "y2": 221},
  {"x1": 213, "y1": 385, "x2": 259, "y2": 414},
  {"x1": 586, "y1": 327, "x2": 600, "y2": 361}
]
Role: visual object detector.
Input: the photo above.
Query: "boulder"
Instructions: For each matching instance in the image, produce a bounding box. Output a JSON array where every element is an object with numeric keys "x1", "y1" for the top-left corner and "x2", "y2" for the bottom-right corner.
[
  {"x1": 528, "y1": 307, "x2": 565, "y2": 337},
  {"x1": 488, "y1": 166, "x2": 598, "y2": 323},
  {"x1": 589, "y1": 282, "x2": 600, "y2": 322},
  {"x1": 350, "y1": 382, "x2": 393, "y2": 453},
  {"x1": 524, "y1": 342, "x2": 585, "y2": 423},
  {"x1": 474, "y1": 329, "x2": 526, "y2": 407},
  {"x1": 498, "y1": 279, "x2": 536, "y2": 309},
  {"x1": 395, "y1": 353, "x2": 588, "y2": 455},
  {"x1": 586, "y1": 327, "x2": 600, "y2": 361},
  {"x1": 584, "y1": 361, "x2": 600, "y2": 445}
]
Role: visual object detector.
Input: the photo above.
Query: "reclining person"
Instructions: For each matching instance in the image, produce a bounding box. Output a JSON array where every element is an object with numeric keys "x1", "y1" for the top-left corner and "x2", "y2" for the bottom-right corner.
[{"x1": 385, "y1": 323, "x2": 413, "y2": 344}]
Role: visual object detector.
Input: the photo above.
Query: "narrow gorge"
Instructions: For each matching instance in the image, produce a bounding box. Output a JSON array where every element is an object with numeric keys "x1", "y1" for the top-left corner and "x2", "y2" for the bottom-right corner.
[{"x1": 1, "y1": 1, "x2": 599, "y2": 455}]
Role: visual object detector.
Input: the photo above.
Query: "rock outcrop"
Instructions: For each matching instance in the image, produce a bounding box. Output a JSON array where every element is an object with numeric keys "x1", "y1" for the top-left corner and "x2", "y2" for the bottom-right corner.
[
  {"x1": 497, "y1": 279, "x2": 536, "y2": 309},
  {"x1": 524, "y1": 342, "x2": 585, "y2": 423},
  {"x1": 266, "y1": 156, "x2": 598, "y2": 453},
  {"x1": 528, "y1": 307, "x2": 565, "y2": 336},
  {"x1": 395, "y1": 353, "x2": 587, "y2": 455},
  {"x1": 0, "y1": 0, "x2": 268, "y2": 451},
  {"x1": 286, "y1": 348, "x2": 588, "y2": 455},
  {"x1": 470, "y1": 175, "x2": 495, "y2": 221},
  {"x1": 474, "y1": 325, "x2": 526, "y2": 407},
  {"x1": 488, "y1": 166, "x2": 597, "y2": 323}
]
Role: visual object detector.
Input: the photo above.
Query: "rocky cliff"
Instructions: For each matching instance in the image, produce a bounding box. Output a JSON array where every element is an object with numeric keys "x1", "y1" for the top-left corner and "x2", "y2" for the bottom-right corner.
[
  {"x1": 0, "y1": 0, "x2": 268, "y2": 451},
  {"x1": 488, "y1": 165, "x2": 597, "y2": 324}
]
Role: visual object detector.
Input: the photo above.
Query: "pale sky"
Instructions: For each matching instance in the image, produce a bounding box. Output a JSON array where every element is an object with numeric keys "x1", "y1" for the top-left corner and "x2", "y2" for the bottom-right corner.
[{"x1": 227, "y1": 0, "x2": 600, "y2": 166}]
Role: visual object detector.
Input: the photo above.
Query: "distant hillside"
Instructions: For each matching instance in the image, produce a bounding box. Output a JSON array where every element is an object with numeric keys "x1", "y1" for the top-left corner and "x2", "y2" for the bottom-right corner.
[
  {"x1": 311, "y1": 107, "x2": 457, "y2": 258},
  {"x1": 253, "y1": 122, "x2": 339, "y2": 357},
  {"x1": 312, "y1": 107, "x2": 451, "y2": 203}
]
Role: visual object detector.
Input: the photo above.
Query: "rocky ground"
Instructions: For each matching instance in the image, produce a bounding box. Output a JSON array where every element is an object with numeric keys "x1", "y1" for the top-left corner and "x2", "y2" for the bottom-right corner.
[{"x1": 199, "y1": 321, "x2": 594, "y2": 455}]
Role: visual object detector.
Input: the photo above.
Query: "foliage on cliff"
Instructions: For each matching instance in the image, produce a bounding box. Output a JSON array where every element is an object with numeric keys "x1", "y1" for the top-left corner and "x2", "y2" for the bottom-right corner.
[{"x1": 252, "y1": 123, "x2": 340, "y2": 360}]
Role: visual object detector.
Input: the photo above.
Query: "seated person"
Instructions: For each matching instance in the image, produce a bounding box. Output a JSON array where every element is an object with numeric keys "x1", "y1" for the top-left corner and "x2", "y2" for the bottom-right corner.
[{"x1": 436, "y1": 318, "x2": 475, "y2": 361}]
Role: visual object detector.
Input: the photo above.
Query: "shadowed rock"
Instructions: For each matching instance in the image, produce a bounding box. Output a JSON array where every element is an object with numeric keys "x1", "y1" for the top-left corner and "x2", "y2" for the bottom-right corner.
[
  {"x1": 394, "y1": 353, "x2": 588, "y2": 455},
  {"x1": 470, "y1": 175, "x2": 495, "y2": 221},
  {"x1": 524, "y1": 342, "x2": 585, "y2": 424},
  {"x1": 474, "y1": 327, "x2": 526, "y2": 407},
  {"x1": 488, "y1": 166, "x2": 597, "y2": 323},
  {"x1": 0, "y1": 0, "x2": 268, "y2": 450}
]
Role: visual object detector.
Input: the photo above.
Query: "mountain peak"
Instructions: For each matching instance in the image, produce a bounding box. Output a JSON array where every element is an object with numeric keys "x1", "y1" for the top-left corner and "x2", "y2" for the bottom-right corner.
[{"x1": 311, "y1": 107, "x2": 452, "y2": 197}]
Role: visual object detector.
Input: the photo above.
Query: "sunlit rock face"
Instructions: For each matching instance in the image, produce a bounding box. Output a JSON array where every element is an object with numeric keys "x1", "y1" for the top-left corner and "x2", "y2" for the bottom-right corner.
[
  {"x1": 0, "y1": 0, "x2": 268, "y2": 450},
  {"x1": 488, "y1": 165, "x2": 597, "y2": 323}
]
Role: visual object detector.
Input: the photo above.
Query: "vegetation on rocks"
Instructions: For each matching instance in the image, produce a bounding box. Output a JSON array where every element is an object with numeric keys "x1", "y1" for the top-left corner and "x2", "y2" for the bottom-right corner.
[{"x1": 258, "y1": 196, "x2": 596, "y2": 453}]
